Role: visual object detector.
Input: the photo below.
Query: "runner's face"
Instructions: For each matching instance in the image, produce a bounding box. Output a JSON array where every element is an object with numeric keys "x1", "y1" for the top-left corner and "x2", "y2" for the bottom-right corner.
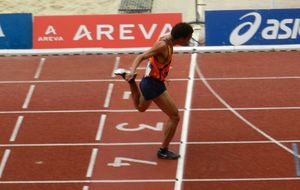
[{"x1": 177, "y1": 35, "x2": 192, "y2": 46}]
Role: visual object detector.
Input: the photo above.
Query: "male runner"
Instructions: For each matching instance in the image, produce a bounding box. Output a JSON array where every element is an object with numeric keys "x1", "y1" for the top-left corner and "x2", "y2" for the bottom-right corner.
[{"x1": 115, "y1": 22, "x2": 193, "y2": 159}]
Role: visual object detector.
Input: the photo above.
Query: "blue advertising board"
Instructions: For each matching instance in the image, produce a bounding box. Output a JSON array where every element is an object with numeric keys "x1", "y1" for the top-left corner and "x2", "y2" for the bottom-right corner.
[
  {"x1": 205, "y1": 9, "x2": 300, "y2": 46},
  {"x1": 0, "y1": 13, "x2": 32, "y2": 49}
]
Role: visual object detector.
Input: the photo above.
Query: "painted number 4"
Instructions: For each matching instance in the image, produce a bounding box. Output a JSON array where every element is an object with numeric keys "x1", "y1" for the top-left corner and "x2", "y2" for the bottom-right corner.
[{"x1": 107, "y1": 157, "x2": 157, "y2": 167}]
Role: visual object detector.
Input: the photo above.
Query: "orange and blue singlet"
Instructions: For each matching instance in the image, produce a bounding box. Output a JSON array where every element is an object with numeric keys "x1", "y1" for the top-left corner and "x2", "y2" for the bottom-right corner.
[
  {"x1": 144, "y1": 39, "x2": 173, "y2": 81},
  {"x1": 139, "y1": 38, "x2": 173, "y2": 100}
]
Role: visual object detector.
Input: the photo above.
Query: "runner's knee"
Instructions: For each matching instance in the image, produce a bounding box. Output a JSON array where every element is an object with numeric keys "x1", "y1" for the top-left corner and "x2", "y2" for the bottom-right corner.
[
  {"x1": 136, "y1": 102, "x2": 150, "y2": 112},
  {"x1": 136, "y1": 106, "x2": 147, "y2": 112},
  {"x1": 169, "y1": 110, "x2": 180, "y2": 123}
]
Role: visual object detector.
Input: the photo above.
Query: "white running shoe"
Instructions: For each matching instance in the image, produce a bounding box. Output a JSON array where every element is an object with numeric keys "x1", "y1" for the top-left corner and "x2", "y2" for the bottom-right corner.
[
  {"x1": 114, "y1": 68, "x2": 130, "y2": 79},
  {"x1": 114, "y1": 68, "x2": 137, "y2": 83}
]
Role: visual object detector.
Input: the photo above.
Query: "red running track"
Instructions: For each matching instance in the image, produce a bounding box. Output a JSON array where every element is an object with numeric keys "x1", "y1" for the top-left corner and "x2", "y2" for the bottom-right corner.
[{"x1": 0, "y1": 51, "x2": 300, "y2": 190}]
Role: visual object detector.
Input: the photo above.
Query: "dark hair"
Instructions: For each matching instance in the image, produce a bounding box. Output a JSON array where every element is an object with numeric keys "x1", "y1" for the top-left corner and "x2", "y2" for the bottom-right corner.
[{"x1": 171, "y1": 22, "x2": 194, "y2": 40}]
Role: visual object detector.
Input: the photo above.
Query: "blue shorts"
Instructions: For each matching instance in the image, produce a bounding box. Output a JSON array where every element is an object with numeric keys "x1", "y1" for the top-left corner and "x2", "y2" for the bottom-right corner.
[{"x1": 139, "y1": 77, "x2": 166, "y2": 101}]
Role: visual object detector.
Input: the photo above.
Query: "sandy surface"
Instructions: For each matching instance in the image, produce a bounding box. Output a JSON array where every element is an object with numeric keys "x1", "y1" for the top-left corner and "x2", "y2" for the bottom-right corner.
[
  {"x1": 0, "y1": 0, "x2": 195, "y2": 22},
  {"x1": 0, "y1": 0, "x2": 121, "y2": 15},
  {"x1": 201, "y1": 0, "x2": 300, "y2": 10}
]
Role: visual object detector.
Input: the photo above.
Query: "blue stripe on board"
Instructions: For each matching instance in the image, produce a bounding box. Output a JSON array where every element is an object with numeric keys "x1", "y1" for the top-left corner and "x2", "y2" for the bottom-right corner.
[{"x1": 292, "y1": 143, "x2": 300, "y2": 177}]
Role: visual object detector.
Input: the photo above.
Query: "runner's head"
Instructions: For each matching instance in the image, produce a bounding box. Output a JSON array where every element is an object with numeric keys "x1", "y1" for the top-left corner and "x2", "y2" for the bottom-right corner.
[{"x1": 171, "y1": 22, "x2": 193, "y2": 46}]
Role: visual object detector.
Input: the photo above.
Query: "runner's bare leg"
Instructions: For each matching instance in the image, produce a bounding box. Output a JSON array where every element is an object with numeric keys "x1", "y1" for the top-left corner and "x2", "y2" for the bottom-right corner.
[
  {"x1": 129, "y1": 81, "x2": 151, "y2": 112},
  {"x1": 153, "y1": 91, "x2": 180, "y2": 149}
]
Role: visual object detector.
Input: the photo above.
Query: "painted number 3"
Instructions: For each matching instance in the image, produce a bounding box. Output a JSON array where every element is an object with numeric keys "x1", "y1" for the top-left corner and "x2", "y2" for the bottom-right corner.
[{"x1": 116, "y1": 122, "x2": 164, "y2": 132}]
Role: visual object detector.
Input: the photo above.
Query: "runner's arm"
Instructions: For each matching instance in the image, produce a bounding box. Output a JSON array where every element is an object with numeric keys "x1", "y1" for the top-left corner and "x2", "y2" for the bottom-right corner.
[{"x1": 127, "y1": 41, "x2": 166, "y2": 81}]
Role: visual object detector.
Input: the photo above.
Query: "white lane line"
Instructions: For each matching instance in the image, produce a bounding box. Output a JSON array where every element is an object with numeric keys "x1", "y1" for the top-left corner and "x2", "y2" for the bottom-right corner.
[
  {"x1": 0, "y1": 177, "x2": 300, "y2": 184},
  {"x1": 0, "y1": 75, "x2": 299, "y2": 84},
  {"x1": 112, "y1": 56, "x2": 120, "y2": 77},
  {"x1": 0, "y1": 142, "x2": 172, "y2": 147},
  {"x1": 0, "y1": 109, "x2": 155, "y2": 114},
  {"x1": 0, "y1": 179, "x2": 176, "y2": 184},
  {"x1": 0, "y1": 106, "x2": 300, "y2": 115},
  {"x1": 86, "y1": 148, "x2": 98, "y2": 178},
  {"x1": 82, "y1": 186, "x2": 89, "y2": 190},
  {"x1": 122, "y1": 91, "x2": 131, "y2": 99},
  {"x1": 103, "y1": 83, "x2": 114, "y2": 108},
  {"x1": 0, "y1": 149, "x2": 11, "y2": 178},
  {"x1": 195, "y1": 59, "x2": 300, "y2": 159},
  {"x1": 34, "y1": 58, "x2": 46, "y2": 79},
  {"x1": 203, "y1": 76, "x2": 300, "y2": 81},
  {"x1": 183, "y1": 177, "x2": 300, "y2": 182},
  {"x1": 190, "y1": 107, "x2": 300, "y2": 111},
  {"x1": 175, "y1": 53, "x2": 197, "y2": 190},
  {"x1": 0, "y1": 79, "x2": 132, "y2": 84},
  {"x1": 2, "y1": 140, "x2": 300, "y2": 148},
  {"x1": 95, "y1": 114, "x2": 107, "y2": 141},
  {"x1": 22, "y1": 85, "x2": 35, "y2": 109},
  {"x1": 9, "y1": 116, "x2": 24, "y2": 142}
]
